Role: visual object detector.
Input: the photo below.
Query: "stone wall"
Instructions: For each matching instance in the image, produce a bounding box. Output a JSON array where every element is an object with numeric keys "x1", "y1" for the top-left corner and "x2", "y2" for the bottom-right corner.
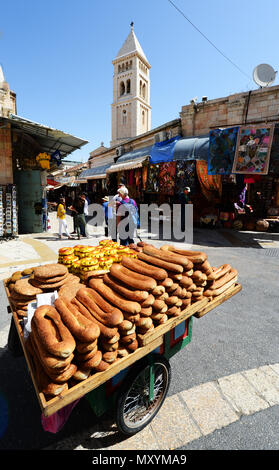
[{"x1": 180, "y1": 85, "x2": 279, "y2": 137}]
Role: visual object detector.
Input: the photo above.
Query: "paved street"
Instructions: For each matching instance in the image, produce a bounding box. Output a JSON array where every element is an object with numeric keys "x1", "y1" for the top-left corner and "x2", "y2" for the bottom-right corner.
[{"x1": 0, "y1": 216, "x2": 278, "y2": 450}]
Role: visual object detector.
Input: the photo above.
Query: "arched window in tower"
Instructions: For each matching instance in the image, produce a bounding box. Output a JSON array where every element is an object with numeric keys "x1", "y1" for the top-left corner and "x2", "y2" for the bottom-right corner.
[
  {"x1": 142, "y1": 110, "x2": 145, "y2": 126},
  {"x1": 123, "y1": 109, "x2": 127, "y2": 125},
  {"x1": 120, "y1": 81, "x2": 125, "y2": 96},
  {"x1": 126, "y1": 79, "x2": 131, "y2": 94},
  {"x1": 142, "y1": 83, "x2": 146, "y2": 99},
  {"x1": 139, "y1": 80, "x2": 142, "y2": 97}
]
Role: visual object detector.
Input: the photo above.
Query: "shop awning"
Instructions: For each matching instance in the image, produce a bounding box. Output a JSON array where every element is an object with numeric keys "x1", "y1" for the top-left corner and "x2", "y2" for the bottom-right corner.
[
  {"x1": 47, "y1": 178, "x2": 61, "y2": 187},
  {"x1": 79, "y1": 163, "x2": 112, "y2": 179},
  {"x1": 107, "y1": 145, "x2": 152, "y2": 173},
  {"x1": 149, "y1": 136, "x2": 181, "y2": 164},
  {"x1": 173, "y1": 135, "x2": 209, "y2": 161},
  {"x1": 1, "y1": 114, "x2": 88, "y2": 158}
]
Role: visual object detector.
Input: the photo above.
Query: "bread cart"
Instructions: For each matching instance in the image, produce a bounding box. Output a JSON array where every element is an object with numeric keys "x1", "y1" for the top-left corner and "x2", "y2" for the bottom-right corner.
[{"x1": 5, "y1": 278, "x2": 242, "y2": 436}]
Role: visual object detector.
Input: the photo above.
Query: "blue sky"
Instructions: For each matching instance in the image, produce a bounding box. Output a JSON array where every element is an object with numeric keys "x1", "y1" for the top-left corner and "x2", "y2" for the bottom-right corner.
[{"x1": 1, "y1": 0, "x2": 279, "y2": 162}]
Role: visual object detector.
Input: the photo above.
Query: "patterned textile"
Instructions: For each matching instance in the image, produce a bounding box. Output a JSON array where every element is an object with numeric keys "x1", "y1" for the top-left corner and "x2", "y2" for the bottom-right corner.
[
  {"x1": 146, "y1": 164, "x2": 160, "y2": 192},
  {"x1": 232, "y1": 125, "x2": 274, "y2": 174},
  {"x1": 142, "y1": 165, "x2": 148, "y2": 190},
  {"x1": 134, "y1": 168, "x2": 142, "y2": 191},
  {"x1": 196, "y1": 160, "x2": 222, "y2": 202},
  {"x1": 175, "y1": 160, "x2": 197, "y2": 194},
  {"x1": 159, "y1": 161, "x2": 176, "y2": 195},
  {"x1": 208, "y1": 127, "x2": 239, "y2": 175}
]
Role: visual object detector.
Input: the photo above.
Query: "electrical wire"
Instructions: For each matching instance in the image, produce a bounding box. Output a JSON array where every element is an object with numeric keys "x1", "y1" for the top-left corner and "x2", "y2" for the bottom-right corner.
[{"x1": 167, "y1": 0, "x2": 252, "y2": 81}]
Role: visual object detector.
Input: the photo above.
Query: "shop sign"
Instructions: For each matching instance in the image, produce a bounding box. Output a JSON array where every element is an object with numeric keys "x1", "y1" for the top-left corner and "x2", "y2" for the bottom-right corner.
[{"x1": 36, "y1": 152, "x2": 51, "y2": 170}]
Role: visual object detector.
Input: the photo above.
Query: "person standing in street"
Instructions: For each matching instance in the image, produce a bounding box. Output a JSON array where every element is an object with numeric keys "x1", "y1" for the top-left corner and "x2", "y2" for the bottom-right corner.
[
  {"x1": 57, "y1": 197, "x2": 73, "y2": 239},
  {"x1": 178, "y1": 187, "x2": 191, "y2": 232},
  {"x1": 116, "y1": 187, "x2": 139, "y2": 246},
  {"x1": 80, "y1": 193, "x2": 90, "y2": 237},
  {"x1": 102, "y1": 196, "x2": 114, "y2": 237},
  {"x1": 69, "y1": 196, "x2": 86, "y2": 240}
]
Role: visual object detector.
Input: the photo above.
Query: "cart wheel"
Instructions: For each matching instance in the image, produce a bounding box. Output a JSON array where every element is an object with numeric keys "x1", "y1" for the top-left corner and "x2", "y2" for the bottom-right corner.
[{"x1": 115, "y1": 355, "x2": 171, "y2": 436}]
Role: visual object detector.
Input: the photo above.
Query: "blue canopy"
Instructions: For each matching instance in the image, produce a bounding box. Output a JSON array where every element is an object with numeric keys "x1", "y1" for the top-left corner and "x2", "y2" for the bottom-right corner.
[
  {"x1": 79, "y1": 163, "x2": 111, "y2": 179},
  {"x1": 149, "y1": 136, "x2": 181, "y2": 164},
  {"x1": 173, "y1": 135, "x2": 209, "y2": 161}
]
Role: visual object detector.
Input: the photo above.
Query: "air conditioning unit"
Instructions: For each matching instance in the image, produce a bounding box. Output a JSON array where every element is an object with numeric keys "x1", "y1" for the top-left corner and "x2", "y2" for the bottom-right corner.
[
  {"x1": 116, "y1": 145, "x2": 124, "y2": 157},
  {"x1": 154, "y1": 131, "x2": 167, "y2": 143},
  {"x1": 166, "y1": 130, "x2": 173, "y2": 140}
]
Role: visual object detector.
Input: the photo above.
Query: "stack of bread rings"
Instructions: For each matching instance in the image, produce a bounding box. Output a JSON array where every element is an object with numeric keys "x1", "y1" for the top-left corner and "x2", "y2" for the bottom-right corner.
[
  {"x1": 160, "y1": 245, "x2": 238, "y2": 302},
  {"x1": 57, "y1": 241, "x2": 139, "y2": 284},
  {"x1": 9, "y1": 241, "x2": 238, "y2": 399}
]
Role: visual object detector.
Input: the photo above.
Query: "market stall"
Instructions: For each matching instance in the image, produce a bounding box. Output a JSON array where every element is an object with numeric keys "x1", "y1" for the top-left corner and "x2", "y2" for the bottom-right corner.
[
  {"x1": 0, "y1": 115, "x2": 88, "y2": 235},
  {"x1": 5, "y1": 241, "x2": 241, "y2": 435}
]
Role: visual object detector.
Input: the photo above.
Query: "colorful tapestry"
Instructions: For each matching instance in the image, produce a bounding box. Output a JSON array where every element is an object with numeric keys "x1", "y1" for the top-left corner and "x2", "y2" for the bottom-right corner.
[
  {"x1": 208, "y1": 127, "x2": 239, "y2": 175},
  {"x1": 134, "y1": 168, "x2": 142, "y2": 190},
  {"x1": 232, "y1": 125, "x2": 274, "y2": 174},
  {"x1": 196, "y1": 160, "x2": 222, "y2": 202},
  {"x1": 142, "y1": 165, "x2": 148, "y2": 190},
  {"x1": 146, "y1": 164, "x2": 160, "y2": 192},
  {"x1": 175, "y1": 160, "x2": 197, "y2": 194},
  {"x1": 159, "y1": 161, "x2": 176, "y2": 195}
]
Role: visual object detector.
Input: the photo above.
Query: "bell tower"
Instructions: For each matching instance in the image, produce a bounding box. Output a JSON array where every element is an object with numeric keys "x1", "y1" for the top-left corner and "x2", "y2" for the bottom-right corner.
[{"x1": 111, "y1": 23, "x2": 151, "y2": 147}]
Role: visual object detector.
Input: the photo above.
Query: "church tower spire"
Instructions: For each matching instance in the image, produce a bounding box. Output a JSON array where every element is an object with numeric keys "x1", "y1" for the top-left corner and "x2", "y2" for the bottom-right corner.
[{"x1": 111, "y1": 24, "x2": 151, "y2": 147}]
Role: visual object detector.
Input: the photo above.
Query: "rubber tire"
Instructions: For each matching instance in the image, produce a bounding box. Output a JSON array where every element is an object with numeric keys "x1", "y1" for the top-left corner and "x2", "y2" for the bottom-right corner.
[{"x1": 115, "y1": 354, "x2": 171, "y2": 436}]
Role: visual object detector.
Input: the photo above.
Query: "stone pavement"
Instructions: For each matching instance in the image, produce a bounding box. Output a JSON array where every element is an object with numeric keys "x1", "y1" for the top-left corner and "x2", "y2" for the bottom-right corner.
[{"x1": 44, "y1": 363, "x2": 279, "y2": 450}]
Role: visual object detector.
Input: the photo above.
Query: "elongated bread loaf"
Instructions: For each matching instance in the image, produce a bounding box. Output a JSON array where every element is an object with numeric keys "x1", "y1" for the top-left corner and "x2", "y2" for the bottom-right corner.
[
  {"x1": 72, "y1": 296, "x2": 118, "y2": 340},
  {"x1": 103, "y1": 273, "x2": 149, "y2": 302},
  {"x1": 89, "y1": 279, "x2": 141, "y2": 314},
  {"x1": 31, "y1": 305, "x2": 76, "y2": 359},
  {"x1": 55, "y1": 297, "x2": 100, "y2": 342},
  {"x1": 110, "y1": 263, "x2": 157, "y2": 291},
  {"x1": 121, "y1": 255, "x2": 168, "y2": 281}
]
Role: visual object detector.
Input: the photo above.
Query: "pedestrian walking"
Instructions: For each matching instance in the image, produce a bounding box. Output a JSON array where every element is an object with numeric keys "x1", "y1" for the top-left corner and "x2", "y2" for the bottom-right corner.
[{"x1": 56, "y1": 197, "x2": 73, "y2": 239}]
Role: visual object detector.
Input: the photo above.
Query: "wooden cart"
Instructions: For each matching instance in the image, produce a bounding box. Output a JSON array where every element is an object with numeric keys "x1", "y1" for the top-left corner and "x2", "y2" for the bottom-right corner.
[{"x1": 5, "y1": 279, "x2": 242, "y2": 436}]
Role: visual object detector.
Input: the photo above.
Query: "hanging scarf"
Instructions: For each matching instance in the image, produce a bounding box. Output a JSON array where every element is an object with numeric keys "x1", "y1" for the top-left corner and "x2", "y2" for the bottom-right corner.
[
  {"x1": 146, "y1": 164, "x2": 160, "y2": 192},
  {"x1": 196, "y1": 160, "x2": 222, "y2": 202},
  {"x1": 142, "y1": 166, "x2": 148, "y2": 190},
  {"x1": 269, "y1": 123, "x2": 279, "y2": 175},
  {"x1": 175, "y1": 160, "x2": 197, "y2": 194},
  {"x1": 159, "y1": 161, "x2": 176, "y2": 195}
]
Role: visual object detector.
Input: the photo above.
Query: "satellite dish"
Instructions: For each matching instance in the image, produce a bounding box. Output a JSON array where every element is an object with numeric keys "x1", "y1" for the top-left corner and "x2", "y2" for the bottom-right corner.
[{"x1": 253, "y1": 63, "x2": 277, "y2": 88}]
